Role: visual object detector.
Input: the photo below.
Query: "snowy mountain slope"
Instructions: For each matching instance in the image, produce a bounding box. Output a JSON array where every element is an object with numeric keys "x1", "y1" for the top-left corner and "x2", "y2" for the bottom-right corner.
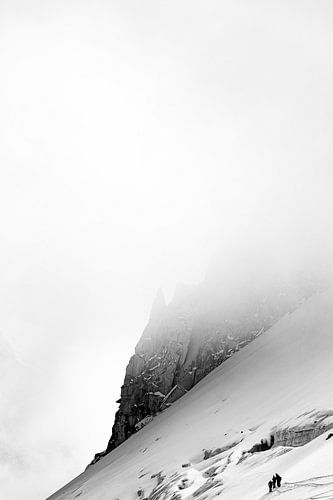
[
  {"x1": 48, "y1": 288, "x2": 333, "y2": 500},
  {"x1": 101, "y1": 262, "x2": 326, "y2": 458}
]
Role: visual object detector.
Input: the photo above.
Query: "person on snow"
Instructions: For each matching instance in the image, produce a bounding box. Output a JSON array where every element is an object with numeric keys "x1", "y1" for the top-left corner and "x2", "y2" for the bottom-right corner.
[
  {"x1": 275, "y1": 473, "x2": 282, "y2": 487},
  {"x1": 272, "y1": 475, "x2": 277, "y2": 488},
  {"x1": 268, "y1": 480, "x2": 273, "y2": 493}
]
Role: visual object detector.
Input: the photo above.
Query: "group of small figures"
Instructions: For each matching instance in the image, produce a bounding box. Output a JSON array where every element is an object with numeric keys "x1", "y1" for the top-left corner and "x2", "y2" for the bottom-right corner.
[{"x1": 268, "y1": 473, "x2": 282, "y2": 493}]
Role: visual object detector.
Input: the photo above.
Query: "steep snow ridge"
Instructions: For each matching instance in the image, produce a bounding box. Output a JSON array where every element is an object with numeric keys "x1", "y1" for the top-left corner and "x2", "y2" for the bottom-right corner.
[
  {"x1": 49, "y1": 288, "x2": 333, "y2": 499},
  {"x1": 104, "y1": 269, "x2": 321, "y2": 456}
]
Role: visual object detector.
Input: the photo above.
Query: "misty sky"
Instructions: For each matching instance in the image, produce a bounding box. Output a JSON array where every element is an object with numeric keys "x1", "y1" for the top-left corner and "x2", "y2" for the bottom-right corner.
[{"x1": 1, "y1": 1, "x2": 333, "y2": 499}]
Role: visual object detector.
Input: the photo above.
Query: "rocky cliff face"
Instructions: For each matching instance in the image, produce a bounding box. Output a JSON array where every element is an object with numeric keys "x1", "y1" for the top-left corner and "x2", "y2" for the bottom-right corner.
[{"x1": 91, "y1": 257, "x2": 331, "y2": 465}]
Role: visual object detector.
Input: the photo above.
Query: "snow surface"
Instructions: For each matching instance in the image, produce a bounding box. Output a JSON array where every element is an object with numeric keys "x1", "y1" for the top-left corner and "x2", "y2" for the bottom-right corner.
[{"x1": 48, "y1": 289, "x2": 333, "y2": 500}]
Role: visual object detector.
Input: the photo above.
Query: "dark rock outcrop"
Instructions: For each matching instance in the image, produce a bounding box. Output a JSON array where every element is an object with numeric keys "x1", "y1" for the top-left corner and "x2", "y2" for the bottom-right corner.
[{"x1": 90, "y1": 256, "x2": 331, "y2": 465}]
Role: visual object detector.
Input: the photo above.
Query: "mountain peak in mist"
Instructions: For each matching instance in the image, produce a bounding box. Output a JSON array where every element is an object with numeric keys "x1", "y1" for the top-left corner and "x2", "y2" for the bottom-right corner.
[
  {"x1": 149, "y1": 288, "x2": 167, "y2": 321},
  {"x1": 49, "y1": 287, "x2": 333, "y2": 500},
  {"x1": 86, "y1": 256, "x2": 332, "y2": 463}
]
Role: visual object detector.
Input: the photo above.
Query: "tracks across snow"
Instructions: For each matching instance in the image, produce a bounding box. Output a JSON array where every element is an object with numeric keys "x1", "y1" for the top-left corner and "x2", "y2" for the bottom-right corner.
[{"x1": 260, "y1": 475, "x2": 333, "y2": 499}]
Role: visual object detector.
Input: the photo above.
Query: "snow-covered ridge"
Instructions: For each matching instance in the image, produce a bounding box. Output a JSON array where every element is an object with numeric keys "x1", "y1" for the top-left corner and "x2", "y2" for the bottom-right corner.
[
  {"x1": 48, "y1": 287, "x2": 333, "y2": 500},
  {"x1": 96, "y1": 268, "x2": 325, "y2": 462}
]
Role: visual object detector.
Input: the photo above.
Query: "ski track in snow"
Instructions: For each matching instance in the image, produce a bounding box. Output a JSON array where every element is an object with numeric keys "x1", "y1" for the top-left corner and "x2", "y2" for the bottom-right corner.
[{"x1": 259, "y1": 476, "x2": 333, "y2": 499}]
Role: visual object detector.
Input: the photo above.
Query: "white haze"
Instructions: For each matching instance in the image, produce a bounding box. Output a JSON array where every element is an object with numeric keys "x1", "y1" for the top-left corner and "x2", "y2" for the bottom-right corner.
[{"x1": 0, "y1": 1, "x2": 332, "y2": 498}]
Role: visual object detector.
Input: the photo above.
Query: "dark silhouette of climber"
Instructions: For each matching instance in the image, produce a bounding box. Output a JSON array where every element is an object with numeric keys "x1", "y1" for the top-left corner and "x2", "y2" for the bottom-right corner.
[
  {"x1": 272, "y1": 474, "x2": 277, "y2": 488},
  {"x1": 268, "y1": 480, "x2": 273, "y2": 493},
  {"x1": 275, "y1": 473, "x2": 282, "y2": 487}
]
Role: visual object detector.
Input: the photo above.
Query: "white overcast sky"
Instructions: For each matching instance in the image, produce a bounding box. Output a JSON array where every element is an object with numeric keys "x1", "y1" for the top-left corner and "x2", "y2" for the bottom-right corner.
[{"x1": 0, "y1": 1, "x2": 333, "y2": 499}]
